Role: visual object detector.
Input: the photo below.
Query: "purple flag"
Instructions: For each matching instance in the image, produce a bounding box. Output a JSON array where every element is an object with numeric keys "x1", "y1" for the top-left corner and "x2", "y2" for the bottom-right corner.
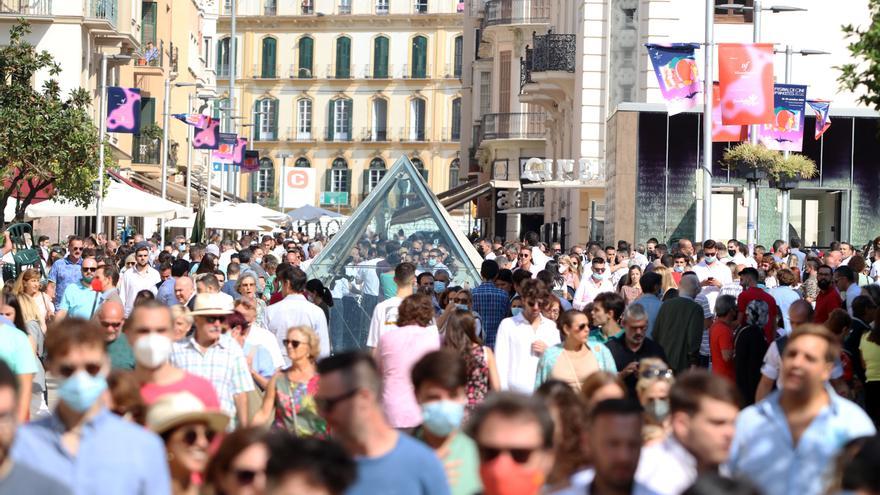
[
  {"x1": 172, "y1": 113, "x2": 210, "y2": 129},
  {"x1": 807, "y1": 100, "x2": 832, "y2": 140},
  {"x1": 211, "y1": 133, "x2": 237, "y2": 163},
  {"x1": 645, "y1": 43, "x2": 701, "y2": 115},
  {"x1": 193, "y1": 118, "x2": 221, "y2": 150},
  {"x1": 757, "y1": 84, "x2": 807, "y2": 152},
  {"x1": 242, "y1": 150, "x2": 260, "y2": 173},
  {"x1": 106, "y1": 87, "x2": 141, "y2": 133},
  {"x1": 232, "y1": 138, "x2": 248, "y2": 167}
]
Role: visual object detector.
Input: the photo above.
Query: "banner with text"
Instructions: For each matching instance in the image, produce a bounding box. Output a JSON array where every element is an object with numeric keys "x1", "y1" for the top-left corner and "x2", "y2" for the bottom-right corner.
[
  {"x1": 712, "y1": 82, "x2": 748, "y2": 142},
  {"x1": 718, "y1": 43, "x2": 775, "y2": 125},
  {"x1": 282, "y1": 167, "x2": 317, "y2": 209},
  {"x1": 645, "y1": 43, "x2": 702, "y2": 116},
  {"x1": 106, "y1": 87, "x2": 141, "y2": 134},
  {"x1": 758, "y1": 84, "x2": 807, "y2": 151},
  {"x1": 807, "y1": 100, "x2": 832, "y2": 140}
]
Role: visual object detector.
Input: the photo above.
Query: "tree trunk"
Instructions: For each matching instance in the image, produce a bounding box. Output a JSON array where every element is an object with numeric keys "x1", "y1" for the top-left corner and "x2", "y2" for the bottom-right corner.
[
  {"x1": 14, "y1": 178, "x2": 51, "y2": 222},
  {"x1": 0, "y1": 171, "x2": 23, "y2": 229}
]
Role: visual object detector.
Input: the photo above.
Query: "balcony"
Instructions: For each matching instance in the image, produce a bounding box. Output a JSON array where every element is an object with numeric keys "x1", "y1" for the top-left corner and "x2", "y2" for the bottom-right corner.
[
  {"x1": 480, "y1": 113, "x2": 546, "y2": 141},
  {"x1": 252, "y1": 64, "x2": 281, "y2": 79},
  {"x1": 0, "y1": 0, "x2": 51, "y2": 16},
  {"x1": 359, "y1": 127, "x2": 390, "y2": 142},
  {"x1": 521, "y1": 33, "x2": 576, "y2": 104},
  {"x1": 398, "y1": 127, "x2": 429, "y2": 143},
  {"x1": 484, "y1": 0, "x2": 549, "y2": 27},
  {"x1": 288, "y1": 65, "x2": 314, "y2": 78},
  {"x1": 338, "y1": 2, "x2": 351, "y2": 14},
  {"x1": 285, "y1": 127, "x2": 316, "y2": 142},
  {"x1": 87, "y1": 0, "x2": 117, "y2": 27},
  {"x1": 132, "y1": 135, "x2": 161, "y2": 165},
  {"x1": 324, "y1": 128, "x2": 354, "y2": 142},
  {"x1": 134, "y1": 39, "x2": 166, "y2": 70},
  {"x1": 532, "y1": 33, "x2": 576, "y2": 73}
]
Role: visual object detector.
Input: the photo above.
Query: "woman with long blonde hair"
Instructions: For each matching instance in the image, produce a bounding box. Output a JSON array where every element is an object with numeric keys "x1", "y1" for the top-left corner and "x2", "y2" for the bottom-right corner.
[
  {"x1": 653, "y1": 265, "x2": 678, "y2": 300},
  {"x1": 13, "y1": 269, "x2": 51, "y2": 333}
]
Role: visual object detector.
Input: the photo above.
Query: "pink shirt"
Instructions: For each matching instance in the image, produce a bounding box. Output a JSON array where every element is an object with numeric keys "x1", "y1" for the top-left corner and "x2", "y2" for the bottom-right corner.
[
  {"x1": 140, "y1": 371, "x2": 222, "y2": 410},
  {"x1": 377, "y1": 324, "x2": 441, "y2": 428}
]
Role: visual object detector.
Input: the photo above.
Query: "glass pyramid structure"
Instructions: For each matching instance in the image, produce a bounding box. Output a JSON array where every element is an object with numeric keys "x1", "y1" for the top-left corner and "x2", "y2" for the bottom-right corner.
[{"x1": 306, "y1": 155, "x2": 483, "y2": 352}]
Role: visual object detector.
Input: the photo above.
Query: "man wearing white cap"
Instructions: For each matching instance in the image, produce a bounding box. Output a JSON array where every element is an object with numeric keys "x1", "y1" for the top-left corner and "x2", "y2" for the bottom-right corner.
[{"x1": 170, "y1": 293, "x2": 254, "y2": 427}]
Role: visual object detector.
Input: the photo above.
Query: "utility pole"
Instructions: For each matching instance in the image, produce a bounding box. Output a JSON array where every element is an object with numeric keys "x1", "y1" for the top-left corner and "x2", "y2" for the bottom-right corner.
[{"x1": 702, "y1": 1, "x2": 714, "y2": 242}]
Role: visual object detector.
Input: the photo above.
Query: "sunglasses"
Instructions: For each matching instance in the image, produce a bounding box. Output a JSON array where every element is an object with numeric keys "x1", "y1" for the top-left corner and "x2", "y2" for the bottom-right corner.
[
  {"x1": 100, "y1": 320, "x2": 123, "y2": 328},
  {"x1": 203, "y1": 316, "x2": 226, "y2": 324},
  {"x1": 571, "y1": 322, "x2": 588, "y2": 331},
  {"x1": 58, "y1": 362, "x2": 103, "y2": 378},
  {"x1": 82, "y1": 267, "x2": 97, "y2": 273},
  {"x1": 70, "y1": 246, "x2": 83, "y2": 251},
  {"x1": 640, "y1": 368, "x2": 674, "y2": 380},
  {"x1": 282, "y1": 339, "x2": 302, "y2": 348},
  {"x1": 453, "y1": 298, "x2": 469, "y2": 304},
  {"x1": 478, "y1": 445, "x2": 540, "y2": 464},
  {"x1": 233, "y1": 469, "x2": 264, "y2": 486},
  {"x1": 179, "y1": 425, "x2": 217, "y2": 446},
  {"x1": 518, "y1": 253, "x2": 530, "y2": 258},
  {"x1": 523, "y1": 299, "x2": 542, "y2": 308},
  {"x1": 315, "y1": 388, "x2": 359, "y2": 413}
]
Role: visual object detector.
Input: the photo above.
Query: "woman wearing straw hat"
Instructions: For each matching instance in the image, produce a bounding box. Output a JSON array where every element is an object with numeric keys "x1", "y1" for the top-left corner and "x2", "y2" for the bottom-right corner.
[{"x1": 147, "y1": 392, "x2": 229, "y2": 495}]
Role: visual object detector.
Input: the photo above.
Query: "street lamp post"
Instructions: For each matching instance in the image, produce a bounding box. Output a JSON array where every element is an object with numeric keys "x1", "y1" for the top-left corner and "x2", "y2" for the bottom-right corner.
[
  {"x1": 702, "y1": 0, "x2": 714, "y2": 242},
  {"x1": 160, "y1": 81, "x2": 202, "y2": 246},
  {"x1": 277, "y1": 151, "x2": 292, "y2": 213},
  {"x1": 96, "y1": 52, "x2": 131, "y2": 233}
]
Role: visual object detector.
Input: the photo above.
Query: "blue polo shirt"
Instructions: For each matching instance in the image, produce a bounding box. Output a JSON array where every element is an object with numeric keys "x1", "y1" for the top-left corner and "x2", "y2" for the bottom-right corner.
[
  {"x1": 48, "y1": 257, "x2": 82, "y2": 306},
  {"x1": 58, "y1": 282, "x2": 101, "y2": 319}
]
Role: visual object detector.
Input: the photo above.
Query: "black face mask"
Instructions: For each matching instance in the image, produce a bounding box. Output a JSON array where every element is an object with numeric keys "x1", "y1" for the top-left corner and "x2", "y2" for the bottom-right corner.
[
  {"x1": 818, "y1": 279, "x2": 832, "y2": 290},
  {"x1": 728, "y1": 249, "x2": 737, "y2": 257}
]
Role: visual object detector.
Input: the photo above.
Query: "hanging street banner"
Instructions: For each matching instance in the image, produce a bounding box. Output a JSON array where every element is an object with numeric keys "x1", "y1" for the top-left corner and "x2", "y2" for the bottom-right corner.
[
  {"x1": 282, "y1": 167, "x2": 317, "y2": 209},
  {"x1": 242, "y1": 150, "x2": 260, "y2": 173},
  {"x1": 172, "y1": 113, "x2": 210, "y2": 129},
  {"x1": 712, "y1": 82, "x2": 748, "y2": 142},
  {"x1": 758, "y1": 84, "x2": 807, "y2": 152},
  {"x1": 211, "y1": 133, "x2": 238, "y2": 163},
  {"x1": 807, "y1": 100, "x2": 832, "y2": 140},
  {"x1": 106, "y1": 87, "x2": 141, "y2": 134},
  {"x1": 645, "y1": 43, "x2": 702, "y2": 116},
  {"x1": 718, "y1": 43, "x2": 775, "y2": 125},
  {"x1": 232, "y1": 137, "x2": 248, "y2": 167},
  {"x1": 193, "y1": 118, "x2": 221, "y2": 149}
]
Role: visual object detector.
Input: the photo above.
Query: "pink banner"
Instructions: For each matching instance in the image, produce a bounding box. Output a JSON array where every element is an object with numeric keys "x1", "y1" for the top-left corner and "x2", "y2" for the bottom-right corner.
[{"x1": 718, "y1": 43, "x2": 775, "y2": 125}]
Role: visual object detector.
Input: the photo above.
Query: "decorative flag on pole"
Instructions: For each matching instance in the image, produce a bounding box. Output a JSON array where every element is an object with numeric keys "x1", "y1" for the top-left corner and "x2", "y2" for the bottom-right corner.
[
  {"x1": 807, "y1": 100, "x2": 832, "y2": 140},
  {"x1": 712, "y1": 82, "x2": 748, "y2": 142},
  {"x1": 192, "y1": 118, "x2": 221, "y2": 149},
  {"x1": 645, "y1": 43, "x2": 702, "y2": 116},
  {"x1": 242, "y1": 150, "x2": 260, "y2": 173},
  {"x1": 232, "y1": 138, "x2": 248, "y2": 167},
  {"x1": 211, "y1": 133, "x2": 237, "y2": 163},
  {"x1": 172, "y1": 113, "x2": 210, "y2": 129},
  {"x1": 757, "y1": 84, "x2": 807, "y2": 152},
  {"x1": 106, "y1": 87, "x2": 141, "y2": 133},
  {"x1": 717, "y1": 43, "x2": 775, "y2": 125}
]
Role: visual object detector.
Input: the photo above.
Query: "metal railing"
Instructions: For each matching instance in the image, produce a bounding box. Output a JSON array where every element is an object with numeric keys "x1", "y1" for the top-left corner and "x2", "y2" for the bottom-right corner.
[
  {"x1": 360, "y1": 127, "x2": 390, "y2": 142},
  {"x1": 252, "y1": 64, "x2": 281, "y2": 79},
  {"x1": 324, "y1": 128, "x2": 354, "y2": 142},
  {"x1": 289, "y1": 65, "x2": 313, "y2": 78},
  {"x1": 217, "y1": 64, "x2": 230, "y2": 77},
  {"x1": 0, "y1": 0, "x2": 51, "y2": 15},
  {"x1": 285, "y1": 127, "x2": 315, "y2": 142},
  {"x1": 484, "y1": 0, "x2": 549, "y2": 26},
  {"x1": 480, "y1": 113, "x2": 546, "y2": 140},
  {"x1": 88, "y1": 0, "x2": 117, "y2": 26},
  {"x1": 136, "y1": 39, "x2": 165, "y2": 68},
  {"x1": 532, "y1": 33, "x2": 576, "y2": 73},
  {"x1": 521, "y1": 47, "x2": 532, "y2": 89},
  {"x1": 338, "y1": 2, "x2": 351, "y2": 14},
  {"x1": 132, "y1": 135, "x2": 161, "y2": 165},
  {"x1": 301, "y1": 0, "x2": 313, "y2": 14},
  {"x1": 398, "y1": 127, "x2": 428, "y2": 142}
]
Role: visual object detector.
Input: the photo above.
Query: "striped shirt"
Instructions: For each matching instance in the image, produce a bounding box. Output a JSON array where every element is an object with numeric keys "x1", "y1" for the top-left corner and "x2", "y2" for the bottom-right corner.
[
  {"x1": 471, "y1": 282, "x2": 510, "y2": 349},
  {"x1": 170, "y1": 336, "x2": 254, "y2": 422}
]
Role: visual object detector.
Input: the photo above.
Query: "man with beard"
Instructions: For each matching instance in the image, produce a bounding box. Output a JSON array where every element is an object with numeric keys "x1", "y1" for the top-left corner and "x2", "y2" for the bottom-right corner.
[{"x1": 814, "y1": 264, "x2": 842, "y2": 324}]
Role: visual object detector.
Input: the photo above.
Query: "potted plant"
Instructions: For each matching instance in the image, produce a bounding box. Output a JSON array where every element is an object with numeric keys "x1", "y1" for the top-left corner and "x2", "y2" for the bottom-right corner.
[
  {"x1": 721, "y1": 142, "x2": 778, "y2": 181},
  {"x1": 768, "y1": 153, "x2": 817, "y2": 190}
]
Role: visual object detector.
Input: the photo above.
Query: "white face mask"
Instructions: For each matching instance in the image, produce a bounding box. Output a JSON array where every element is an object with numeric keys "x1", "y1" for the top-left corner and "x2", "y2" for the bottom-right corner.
[{"x1": 133, "y1": 333, "x2": 172, "y2": 369}]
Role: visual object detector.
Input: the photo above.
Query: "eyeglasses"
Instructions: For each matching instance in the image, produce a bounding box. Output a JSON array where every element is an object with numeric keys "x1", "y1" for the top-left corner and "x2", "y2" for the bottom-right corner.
[
  {"x1": 453, "y1": 298, "x2": 469, "y2": 304},
  {"x1": 233, "y1": 469, "x2": 264, "y2": 486},
  {"x1": 203, "y1": 316, "x2": 226, "y2": 324},
  {"x1": 315, "y1": 388, "x2": 359, "y2": 413},
  {"x1": 478, "y1": 444, "x2": 541, "y2": 464},
  {"x1": 82, "y1": 267, "x2": 97, "y2": 273},
  {"x1": 57, "y1": 362, "x2": 103, "y2": 378},
  {"x1": 100, "y1": 320, "x2": 123, "y2": 328},
  {"x1": 571, "y1": 323, "x2": 588, "y2": 331},
  {"x1": 282, "y1": 339, "x2": 302, "y2": 348},
  {"x1": 518, "y1": 253, "x2": 530, "y2": 259},
  {"x1": 640, "y1": 368, "x2": 674, "y2": 380},
  {"x1": 179, "y1": 425, "x2": 217, "y2": 446},
  {"x1": 70, "y1": 246, "x2": 83, "y2": 252}
]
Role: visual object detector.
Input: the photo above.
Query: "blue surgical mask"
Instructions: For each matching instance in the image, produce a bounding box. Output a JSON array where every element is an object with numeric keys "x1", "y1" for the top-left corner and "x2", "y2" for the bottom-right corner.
[
  {"x1": 254, "y1": 257, "x2": 263, "y2": 264},
  {"x1": 57, "y1": 370, "x2": 108, "y2": 413},
  {"x1": 673, "y1": 266, "x2": 684, "y2": 273},
  {"x1": 705, "y1": 256, "x2": 717, "y2": 264},
  {"x1": 433, "y1": 281, "x2": 446, "y2": 293},
  {"x1": 511, "y1": 307, "x2": 523, "y2": 317},
  {"x1": 592, "y1": 271, "x2": 605, "y2": 281},
  {"x1": 455, "y1": 303, "x2": 468, "y2": 311},
  {"x1": 427, "y1": 258, "x2": 438, "y2": 268},
  {"x1": 421, "y1": 400, "x2": 465, "y2": 437}
]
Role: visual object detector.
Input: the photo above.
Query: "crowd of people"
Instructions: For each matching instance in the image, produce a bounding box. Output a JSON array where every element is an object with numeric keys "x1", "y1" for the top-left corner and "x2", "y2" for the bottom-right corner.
[{"x1": 2, "y1": 228, "x2": 880, "y2": 494}]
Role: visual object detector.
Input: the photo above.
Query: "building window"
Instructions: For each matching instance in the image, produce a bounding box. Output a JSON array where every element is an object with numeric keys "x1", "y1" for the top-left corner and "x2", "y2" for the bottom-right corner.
[
  {"x1": 414, "y1": 0, "x2": 427, "y2": 13},
  {"x1": 298, "y1": 36, "x2": 314, "y2": 78},
  {"x1": 412, "y1": 157, "x2": 428, "y2": 181},
  {"x1": 204, "y1": 37, "x2": 212, "y2": 68},
  {"x1": 377, "y1": 0, "x2": 389, "y2": 14},
  {"x1": 264, "y1": 0, "x2": 276, "y2": 15},
  {"x1": 372, "y1": 98, "x2": 387, "y2": 141},
  {"x1": 715, "y1": 0, "x2": 753, "y2": 23},
  {"x1": 409, "y1": 98, "x2": 426, "y2": 141},
  {"x1": 411, "y1": 36, "x2": 427, "y2": 78},
  {"x1": 327, "y1": 98, "x2": 352, "y2": 141},
  {"x1": 302, "y1": 0, "x2": 313, "y2": 14},
  {"x1": 256, "y1": 158, "x2": 275, "y2": 194},
  {"x1": 453, "y1": 35, "x2": 463, "y2": 79},
  {"x1": 451, "y1": 97, "x2": 461, "y2": 141},
  {"x1": 449, "y1": 158, "x2": 461, "y2": 188},
  {"x1": 217, "y1": 37, "x2": 230, "y2": 77},
  {"x1": 364, "y1": 157, "x2": 387, "y2": 195},
  {"x1": 338, "y1": 0, "x2": 351, "y2": 14},
  {"x1": 373, "y1": 36, "x2": 389, "y2": 78},
  {"x1": 336, "y1": 36, "x2": 351, "y2": 78},
  {"x1": 255, "y1": 98, "x2": 278, "y2": 141},
  {"x1": 261, "y1": 37, "x2": 277, "y2": 78},
  {"x1": 328, "y1": 158, "x2": 350, "y2": 197},
  {"x1": 479, "y1": 71, "x2": 491, "y2": 115},
  {"x1": 296, "y1": 98, "x2": 312, "y2": 140},
  {"x1": 295, "y1": 157, "x2": 310, "y2": 168},
  {"x1": 141, "y1": 2, "x2": 157, "y2": 45}
]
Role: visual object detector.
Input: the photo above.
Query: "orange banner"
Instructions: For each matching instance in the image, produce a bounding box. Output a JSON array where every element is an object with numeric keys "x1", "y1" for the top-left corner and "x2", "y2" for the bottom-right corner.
[{"x1": 718, "y1": 43, "x2": 775, "y2": 125}]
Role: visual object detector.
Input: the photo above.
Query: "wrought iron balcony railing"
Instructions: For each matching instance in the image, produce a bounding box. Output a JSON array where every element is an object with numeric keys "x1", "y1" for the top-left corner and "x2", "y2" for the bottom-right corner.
[
  {"x1": 531, "y1": 33, "x2": 576, "y2": 73},
  {"x1": 480, "y1": 113, "x2": 546, "y2": 140}
]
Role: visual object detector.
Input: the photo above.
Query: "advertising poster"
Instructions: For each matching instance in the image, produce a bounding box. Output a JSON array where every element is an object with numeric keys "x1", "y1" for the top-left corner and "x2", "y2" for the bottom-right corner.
[
  {"x1": 646, "y1": 43, "x2": 702, "y2": 116},
  {"x1": 718, "y1": 43, "x2": 775, "y2": 125},
  {"x1": 106, "y1": 87, "x2": 141, "y2": 134},
  {"x1": 758, "y1": 84, "x2": 807, "y2": 152}
]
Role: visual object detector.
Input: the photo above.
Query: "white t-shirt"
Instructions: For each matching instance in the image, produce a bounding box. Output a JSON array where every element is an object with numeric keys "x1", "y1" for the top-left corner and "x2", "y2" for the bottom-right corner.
[
  {"x1": 870, "y1": 259, "x2": 880, "y2": 282},
  {"x1": 494, "y1": 313, "x2": 560, "y2": 393},
  {"x1": 761, "y1": 339, "x2": 843, "y2": 389},
  {"x1": 367, "y1": 296, "x2": 402, "y2": 348}
]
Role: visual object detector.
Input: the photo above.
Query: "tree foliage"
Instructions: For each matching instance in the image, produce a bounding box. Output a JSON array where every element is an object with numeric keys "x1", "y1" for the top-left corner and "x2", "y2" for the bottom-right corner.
[
  {"x1": 838, "y1": 0, "x2": 880, "y2": 110},
  {"x1": 0, "y1": 19, "x2": 111, "y2": 223}
]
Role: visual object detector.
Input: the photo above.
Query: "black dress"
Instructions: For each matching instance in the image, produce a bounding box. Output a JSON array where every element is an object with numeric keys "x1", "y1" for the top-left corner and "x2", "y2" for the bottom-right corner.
[{"x1": 734, "y1": 324, "x2": 768, "y2": 407}]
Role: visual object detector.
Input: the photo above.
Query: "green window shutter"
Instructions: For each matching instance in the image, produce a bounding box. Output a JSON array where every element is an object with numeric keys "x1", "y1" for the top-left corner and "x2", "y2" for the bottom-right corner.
[
  {"x1": 270, "y1": 100, "x2": 278, "y2": 137},
  {"x1": 141, "y1": 97, "x2": 156, "y2": 127},
  {"x1": 324, "y1": 167, "x2": 332, "y2": 193},
  {"x1": 142, "y1": 2, "x2": 157, "y2": 45},
  {"x1": 343, "y1": 99, "x2": 352, "y2": 138},
  {"x1": 254, "y1": 101, "x2": 262, "y2": 140},
  {"x1": 327, "y1": 100, "x2": 335, "y2": 141},
  {"x1": 216, "y1": 38, "x2": 227, "y2": 74},
  {"x1": 362, "y1": 169, "x2": 370, "y2": 197},
  {"x1": 342, "y1": 168, "x2": 352, "y2": 198},
  {"x1": 374, "y1": 37, "x2": 389, "y2": 78},
  {"x1": 454, "y1": 36, "x2": 463, "y2": 78},
  {"x1": 412, "y1": 36, "x2": 427, "y2": 78},
  {"x1": 336, "y1": 37, "x2": 350, "y2": 78},
  {"x1": 262, "y1": 38, "x2": 276, "y2": 78},
  {"x1": 299, "y1": 37, "x2": 313, "y2": 77}
]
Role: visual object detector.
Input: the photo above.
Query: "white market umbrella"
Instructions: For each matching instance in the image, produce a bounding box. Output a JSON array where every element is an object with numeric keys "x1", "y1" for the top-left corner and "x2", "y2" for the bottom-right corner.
[
  {"x1": 24, "y1": 181, "x2": 190, "y2": 220},
  {"x1": 204, "y1": 203, "x2": 278, "y2": 231}
]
